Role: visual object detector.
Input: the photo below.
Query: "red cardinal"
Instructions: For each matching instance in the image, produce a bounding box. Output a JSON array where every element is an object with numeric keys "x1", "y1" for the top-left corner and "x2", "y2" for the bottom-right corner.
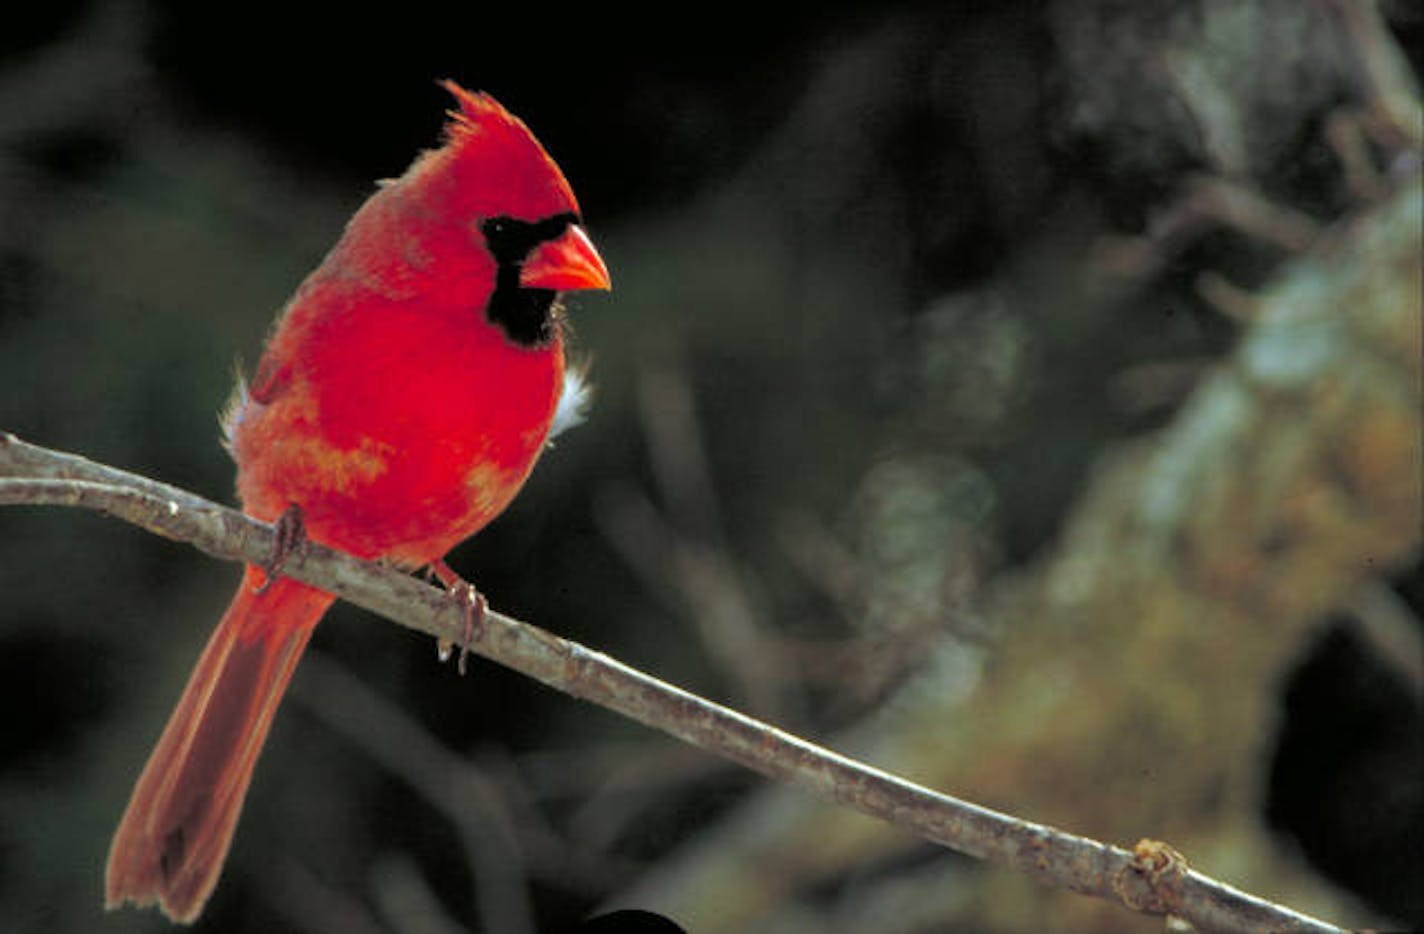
[{"x1": 105, "y1": 81, "x2": 610, "y2": 923}]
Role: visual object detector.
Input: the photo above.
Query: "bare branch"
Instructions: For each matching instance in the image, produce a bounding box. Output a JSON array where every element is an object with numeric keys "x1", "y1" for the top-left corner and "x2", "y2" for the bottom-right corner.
[{"x1": 0, "y1": 432, "x2": 1344, "y2": 932}]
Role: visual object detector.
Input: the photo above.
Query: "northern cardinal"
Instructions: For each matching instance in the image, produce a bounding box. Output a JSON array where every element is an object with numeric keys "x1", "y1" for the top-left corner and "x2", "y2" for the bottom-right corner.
[{"x1": 105, "y1": 81, "x2": 610, "y2": 923}]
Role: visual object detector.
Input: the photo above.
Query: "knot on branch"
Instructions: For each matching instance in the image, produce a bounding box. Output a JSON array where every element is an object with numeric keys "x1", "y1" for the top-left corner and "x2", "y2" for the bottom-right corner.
[{"x1": 1113, "y1": 838, "x2": 1189, "y2": 916}]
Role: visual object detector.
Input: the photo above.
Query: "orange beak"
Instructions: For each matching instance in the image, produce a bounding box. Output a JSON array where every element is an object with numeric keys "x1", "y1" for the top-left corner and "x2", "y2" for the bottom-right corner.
[{"x1": 519, "y1": 224, "x2": 611, "y2": 292}]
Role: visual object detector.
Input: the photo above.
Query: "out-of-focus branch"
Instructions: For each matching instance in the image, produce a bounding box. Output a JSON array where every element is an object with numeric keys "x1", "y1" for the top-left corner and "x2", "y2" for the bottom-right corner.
[
  {"x1": 1323, "y1": 0, "x2": 1424, "y2": 149},
  {"x1": 620, "y1": 355, "x2": 791, "y2": 719},
  {"x1": 0, "y1": 433, "x2": 1343, "y2": 933},
  {"x1": 609, "y1": 174, "x2": 1422, "y2": 932},
  {"x1": 1347, "y1": 580, "x2": 1424, "y2": 697},
  {"x1": 290, "y1": 654, "x2": 536, "y2": 934}
]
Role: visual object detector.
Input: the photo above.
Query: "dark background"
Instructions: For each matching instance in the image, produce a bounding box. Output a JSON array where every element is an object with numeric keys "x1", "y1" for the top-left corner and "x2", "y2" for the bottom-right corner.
[{"x1": 2, "y1": 2, "x2": 1420, "y2": 931}]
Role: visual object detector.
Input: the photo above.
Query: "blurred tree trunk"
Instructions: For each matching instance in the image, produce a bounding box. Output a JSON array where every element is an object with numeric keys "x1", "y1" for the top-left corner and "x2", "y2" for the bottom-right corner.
[{"x1": 608, "y1": 1, "x2": 1422, "y2": 930}]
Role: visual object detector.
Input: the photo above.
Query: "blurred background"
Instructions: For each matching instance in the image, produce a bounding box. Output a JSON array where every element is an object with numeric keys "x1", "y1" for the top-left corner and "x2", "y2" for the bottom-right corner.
[{"x1": 1, "y1": 1, "x2": 1420, "y2": 931}]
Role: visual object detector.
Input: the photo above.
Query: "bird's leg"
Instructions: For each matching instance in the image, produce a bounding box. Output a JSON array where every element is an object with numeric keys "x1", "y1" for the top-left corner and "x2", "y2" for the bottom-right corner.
[
  {"x1": 256, "y1": 504, "x2": 306, "y2": 594},
  {"x1": 428, "y1": 559, "x2": 486, "y2": 676}
]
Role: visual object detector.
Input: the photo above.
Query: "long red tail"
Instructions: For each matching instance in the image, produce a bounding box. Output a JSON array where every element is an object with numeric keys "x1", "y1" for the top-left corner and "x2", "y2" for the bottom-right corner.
[{"x1": 106, "y1": 567, "x2": 334, "y2": 922}]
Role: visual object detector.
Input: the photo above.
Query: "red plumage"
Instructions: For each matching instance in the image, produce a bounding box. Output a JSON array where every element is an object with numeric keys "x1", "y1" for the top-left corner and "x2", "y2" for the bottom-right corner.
[{"x1": 106, "y1": 82, "x2": 609, "y2": 923}]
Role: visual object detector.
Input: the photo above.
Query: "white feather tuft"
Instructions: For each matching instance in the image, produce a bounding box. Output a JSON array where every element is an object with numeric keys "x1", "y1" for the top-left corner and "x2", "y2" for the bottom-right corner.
[
  {"x1": 218, "y1": 371, "x2": 250, "y2": 453},
  {"x1": 548, "y1": 364, "x2": 592, "y2": 442}
]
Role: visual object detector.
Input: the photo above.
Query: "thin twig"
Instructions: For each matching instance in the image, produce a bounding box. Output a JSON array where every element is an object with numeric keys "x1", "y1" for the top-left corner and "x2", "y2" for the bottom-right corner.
[
  {"x1": 594, "y1": 482, "x2": 785, "y2": 718},
  {"x1": 1348, "y1": 580, "x2": 1424, "y2": 697},
  {"x1": 368, "y1": 854, "x2": 468, "y2": 934},
  {"x1": 0, "y1": 432, "x2": 1345, "y2": 933}
]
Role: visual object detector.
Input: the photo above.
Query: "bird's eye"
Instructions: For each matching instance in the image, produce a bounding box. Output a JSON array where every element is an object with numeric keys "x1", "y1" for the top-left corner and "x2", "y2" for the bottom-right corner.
[
  {"x1": 481, "y1": 217, "x2": 509, "y2": 244},
  {"x1": 480, "y1": 216, "x2": 526, "y2": 265}
]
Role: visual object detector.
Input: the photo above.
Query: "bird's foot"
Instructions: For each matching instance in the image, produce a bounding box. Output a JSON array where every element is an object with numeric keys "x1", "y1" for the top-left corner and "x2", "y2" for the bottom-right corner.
[
  {"x1": 429, "y1": 560, "x2": 486, "y2": 676},
  {"x1": 256, "y1": 504, "x2": 306, "y2": 594}
]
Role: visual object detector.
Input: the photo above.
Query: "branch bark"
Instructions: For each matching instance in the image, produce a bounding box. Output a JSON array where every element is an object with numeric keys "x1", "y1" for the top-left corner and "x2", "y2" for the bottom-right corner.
[{"x1": 0, "y1": 431, "x2": 1345, "y2": 933}]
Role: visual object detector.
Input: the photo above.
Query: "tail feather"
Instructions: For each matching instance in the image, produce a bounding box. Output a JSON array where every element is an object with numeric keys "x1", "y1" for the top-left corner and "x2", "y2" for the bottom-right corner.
[{"x1": 106, "y1": 567, "x2": 333, "y2": 923}]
